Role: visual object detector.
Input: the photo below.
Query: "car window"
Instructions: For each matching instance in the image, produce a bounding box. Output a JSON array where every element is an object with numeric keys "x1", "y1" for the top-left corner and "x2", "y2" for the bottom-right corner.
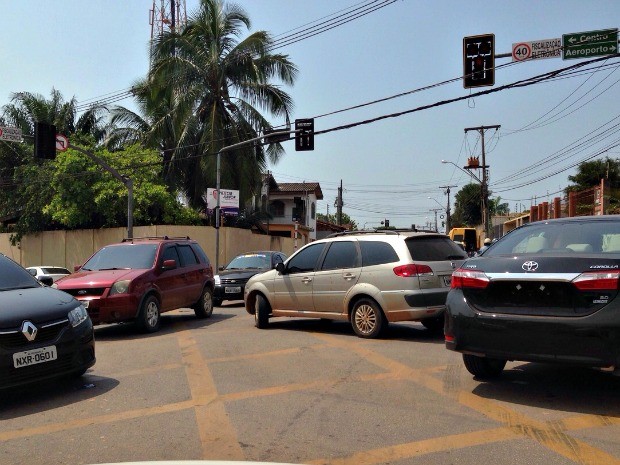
[
  {"x1": 177, "y1": 244, "x2": 199, "y2": 266},
  {"x1": 162, "y1": 246, "x2": 181, "y2": 264},
  {"x1": 273, "y1": 254, "x2": 285, "y2": 266},
  {"x1": 82, "y1": 244, "x2": 158, "y2": 270},
  {"x1": 191, "y1": 243, "x2": 211, "y2": 266},
  {"x1": 0, "y1": 255, "x2": 39, "y2": 290},
  {"x1": 359, "y1": 241, "x2": 399, "y2": 266},
  {"x1": 320, "y1": 241, "x2": 358, "y2": 270},
  {"x1": 488, "y1": 221, "x2": 620, "y2": 255},
  {"x1": 406, "y1": 236, "x2": 468, "y2": 261},
  {"x1": 286, "y1": 243, "x2": 324, "y2": 274},
  {"x1": 42, "y1": 267, "x2": 71, "y2": 274},
  {"x1": 227, "y1": 253, "x2": 271, "y2": 269}
]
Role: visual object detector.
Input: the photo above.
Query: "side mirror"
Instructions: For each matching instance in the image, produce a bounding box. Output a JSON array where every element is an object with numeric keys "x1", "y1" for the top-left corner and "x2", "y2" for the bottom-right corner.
[
  {"x1": 28, "y1": 269, "x2": 37, "y2": 277},
  {"x1": 275, "y1": 262, "x2": 286, "y2": 274},
  {"x1": 162, "y1": 259, "x2": 177, "y2": 270},
  {"x1": 74, "y1": 265, "x2": 82, "y2": 272},
  {"x1": 39, "y1": 276, "x2": 54, "y2": 286},
  {"x1": 218, "y1": 265, "x2": 225, "y2": 271}
]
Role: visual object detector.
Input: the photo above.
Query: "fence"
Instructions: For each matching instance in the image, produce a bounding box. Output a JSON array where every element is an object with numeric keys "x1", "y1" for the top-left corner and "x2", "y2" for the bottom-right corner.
[{"x1": 0, "y1": 225, "x2": 296, "y2": 270}]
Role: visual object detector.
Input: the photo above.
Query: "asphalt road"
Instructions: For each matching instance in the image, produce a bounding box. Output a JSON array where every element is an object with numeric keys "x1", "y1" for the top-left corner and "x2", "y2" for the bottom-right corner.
[{"x1": 1, "y1": 303, "x2": 620, "y2": 465}]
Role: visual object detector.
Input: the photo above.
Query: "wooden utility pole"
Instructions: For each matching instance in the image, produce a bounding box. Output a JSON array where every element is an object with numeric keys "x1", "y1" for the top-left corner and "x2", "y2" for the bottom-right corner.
[
  {"x1": 336, "y1": 180, "x2": 343, "y2": 225},
  {"x1": 464, "y1": 125, "x2": 500, "y2": 237}
]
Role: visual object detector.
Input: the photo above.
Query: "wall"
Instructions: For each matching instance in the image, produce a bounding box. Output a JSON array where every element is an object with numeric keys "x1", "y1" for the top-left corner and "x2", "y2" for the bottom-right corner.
[{"x1": 0, "y1": 226, "x2": 296, "y2": 269}]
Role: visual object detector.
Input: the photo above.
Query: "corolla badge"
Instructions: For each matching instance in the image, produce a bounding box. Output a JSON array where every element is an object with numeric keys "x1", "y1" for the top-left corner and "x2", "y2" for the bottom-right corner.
[{"x1": 522, "y1": 261, "x2": 539, "y2": 272}]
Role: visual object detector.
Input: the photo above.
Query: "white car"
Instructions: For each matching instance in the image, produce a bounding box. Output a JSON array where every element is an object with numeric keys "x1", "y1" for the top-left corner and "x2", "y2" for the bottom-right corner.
[{"x1": 26, "y1": 265, "x2": 72, "y2": 283}]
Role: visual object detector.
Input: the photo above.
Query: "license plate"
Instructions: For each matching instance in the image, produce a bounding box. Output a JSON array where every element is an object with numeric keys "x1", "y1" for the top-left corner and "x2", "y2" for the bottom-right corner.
[
  {"x1": 13, "y1": 345, "x2": 57, "y2": 368},
  {"x1": 442, "y1": 276, "x2": 452, "y2": 286},
  {"x1": 225, "y1": 286, "x2": 241, "y2": 293}
]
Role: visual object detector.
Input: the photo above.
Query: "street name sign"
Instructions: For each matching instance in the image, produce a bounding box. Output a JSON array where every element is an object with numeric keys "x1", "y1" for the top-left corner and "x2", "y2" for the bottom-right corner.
[
  {"x1": 512, "y1": 38, "x2": 562, "y2": 61},
  {"x1": 563, "y1": 28, "x2": 618, "y2": 60},
  {"x1": 0, "y1": 126, "x2": 22, "y2": 142}
]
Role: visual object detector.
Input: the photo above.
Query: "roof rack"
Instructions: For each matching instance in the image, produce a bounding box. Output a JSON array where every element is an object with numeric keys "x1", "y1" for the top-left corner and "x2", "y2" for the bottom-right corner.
[
  {"x1": 326, "y1": 230, "x2": 401, "y2": 238},
  {"x1": 121, "y1": 236, "x2": 191, "y2": 242}
]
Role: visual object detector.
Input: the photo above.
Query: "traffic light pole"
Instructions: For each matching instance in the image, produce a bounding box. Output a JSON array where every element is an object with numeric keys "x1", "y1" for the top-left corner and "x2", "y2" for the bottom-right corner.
[{"x1": 439, "y1": 184, "x2": 457, "y2": 232}]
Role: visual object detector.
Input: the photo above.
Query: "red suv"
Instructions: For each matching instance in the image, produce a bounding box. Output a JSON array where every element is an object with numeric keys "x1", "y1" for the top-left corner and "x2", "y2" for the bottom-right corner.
[{"x1": 55, "y1": 237, "x2": 215, "y2": 332}]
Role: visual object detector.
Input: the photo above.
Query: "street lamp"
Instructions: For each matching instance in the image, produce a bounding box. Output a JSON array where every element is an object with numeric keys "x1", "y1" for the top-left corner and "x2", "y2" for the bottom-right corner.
[{"x1": 441, "y1": 159, "x2": 481, "y2": 183}]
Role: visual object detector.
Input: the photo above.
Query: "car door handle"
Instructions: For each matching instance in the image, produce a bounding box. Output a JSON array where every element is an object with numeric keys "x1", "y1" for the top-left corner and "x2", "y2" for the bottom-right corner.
[
  {"x1": 301, "y1": 277, "x2": 313, "y2": 284},
  {"x1": 343, "y1": 273, "x2": 356, "y2": 280}
]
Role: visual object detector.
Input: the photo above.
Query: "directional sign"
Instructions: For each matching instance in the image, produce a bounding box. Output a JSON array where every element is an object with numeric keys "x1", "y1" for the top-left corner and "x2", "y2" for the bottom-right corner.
[
  {"x1": 563, "y1": 28, "x2": 618, "y2": 60},
  {"x1": 55, "y1": 134, "x2": 69, "y2": 152},
  {"x1": 0, "y1": 126, "x2": 23, "y2": 142},
  {"x1": 512, "y1": 38, "x2": 561, "y2": 61}
]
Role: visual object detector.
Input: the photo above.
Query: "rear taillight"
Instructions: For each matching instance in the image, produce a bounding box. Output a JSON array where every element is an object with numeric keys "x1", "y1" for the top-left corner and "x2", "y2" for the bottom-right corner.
[
  {"x1": 451, "y1": 268, "x2": 490, "y2": 289},
  {"x1": 393, "y1": 264, "x2": 434, "y2": 277},
  {"x1": 572, "y1": 271, "x2": 620, "y2": 291}
]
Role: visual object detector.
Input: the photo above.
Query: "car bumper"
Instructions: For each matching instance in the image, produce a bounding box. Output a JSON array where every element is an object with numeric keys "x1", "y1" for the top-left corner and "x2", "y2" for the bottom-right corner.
[
  {"x1": 382, "y1": 289, "x2": 448, "y2": 322},
  {"x1": 75, "y1": 293, "x2": 139, "y2": 325},
  {"x1": 0, "y1": 319, "x2": 95, "y2": 390},
  {"x1": 214, "y1": 284, "x2": 246, "y2": 302},
  {"x1": 445, "y1": 290, "x2": 620, "y2": 368}
]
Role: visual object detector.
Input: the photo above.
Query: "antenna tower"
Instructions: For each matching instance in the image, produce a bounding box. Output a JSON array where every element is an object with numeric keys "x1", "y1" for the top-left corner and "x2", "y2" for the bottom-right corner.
[{"x1": 150, "y1": 0, "x2": 187, "y2": 39}]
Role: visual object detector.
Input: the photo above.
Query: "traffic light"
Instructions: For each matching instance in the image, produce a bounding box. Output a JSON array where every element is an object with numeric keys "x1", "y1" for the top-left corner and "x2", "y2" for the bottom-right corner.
[
  {"x1": 34, "y1": 121, "x2": 57, "y2": 159},
  {"x1": 463, "y1": 34, "x2": 495, "y2": 88},
  {"x1": 384, "y1": 219, "x2": 390, "y2": 228},
  {"x1": 295, "y1": 118, "x2": 314, "y2": 151}
]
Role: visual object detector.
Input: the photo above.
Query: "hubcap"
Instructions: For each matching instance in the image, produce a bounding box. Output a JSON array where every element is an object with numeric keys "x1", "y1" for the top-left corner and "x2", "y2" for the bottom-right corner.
[
  {"x1": 146, "y1": 301, "x2": 159, "y2": 327},
  {"x1": 203, "y1": 291, "x2": 213, "y2": 313},
  {"x1": 355, "y1": 304, "x2": 376, "y2": 334}
]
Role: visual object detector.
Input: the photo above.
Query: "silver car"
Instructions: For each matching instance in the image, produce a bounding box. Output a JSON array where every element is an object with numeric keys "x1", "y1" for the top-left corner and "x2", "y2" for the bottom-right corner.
[{"x1": 244, "y1": 230, "x2": 467, "y2": 338}]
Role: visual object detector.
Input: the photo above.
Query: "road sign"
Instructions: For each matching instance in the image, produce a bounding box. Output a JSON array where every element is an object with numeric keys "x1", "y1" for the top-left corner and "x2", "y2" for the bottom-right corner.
[
  {"x1": 295, "y1": 118, "x2": 314, "y2": 151},
  {"x1": 512, "y1": 38, "x2": 561, "y2": 61},
  {"x1": 0, "y1": 126, "x2": 23, "y2": 142},
  {"x1": 563, "y1": 28, "x2": 618, "y2": 60},
  {"x1": 56, "y1": 134, "x2": 69, "y2": 151}
]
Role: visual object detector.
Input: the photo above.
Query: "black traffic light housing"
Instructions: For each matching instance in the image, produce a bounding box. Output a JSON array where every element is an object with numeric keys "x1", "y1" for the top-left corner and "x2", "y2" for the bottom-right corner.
[
  {"x1": 34, "y1": 121, "x2": 57, "y2": 159},
  {"x1": 295, "y1": 118, "x2": 314, "y2": 151},
  {"x1": 463, "y1": 34, "x2": 495, "y2": 88}
]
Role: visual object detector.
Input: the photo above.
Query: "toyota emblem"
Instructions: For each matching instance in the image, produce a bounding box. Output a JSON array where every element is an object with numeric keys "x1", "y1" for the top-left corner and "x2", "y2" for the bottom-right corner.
[{"x1": 522, "y1": 261, "x2": 539, "y2": 272}]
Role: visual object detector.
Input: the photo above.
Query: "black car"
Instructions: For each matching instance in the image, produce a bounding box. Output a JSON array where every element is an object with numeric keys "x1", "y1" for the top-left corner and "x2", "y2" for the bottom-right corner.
[
  {"x1": 214, "y1": 251, "x2": 287, "y2": 306},
  {"x1": 0, "y1": 254, "x2": 95, "y2": 389},
  {"x1": 445, "y1": 215, "x2": 620, "y2": 379}
]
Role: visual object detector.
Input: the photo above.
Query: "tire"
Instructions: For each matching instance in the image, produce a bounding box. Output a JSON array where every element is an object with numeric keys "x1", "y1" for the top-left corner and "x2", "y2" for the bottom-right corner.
[
  {"x1": 462, "y1": 354, "x2": 506, "y2": 379},
  {"x1": 213, "y1": 298, "x2": 223, "y2": 308},
  {"x1": 421, "y1": 314, "x2": 444, "y2": 333},
  {"x1": 137, "y1": 295, "x2": 161, "y2": 333},
  {"x1": 254, "y1": 294, "x2": 270, "y2": 329},
  {"x1": 350, "y1": 298, "x2": 386, "y2": 338},
  {"x1": 193, "y1": 287, "x2": 214, "y2": 319}
]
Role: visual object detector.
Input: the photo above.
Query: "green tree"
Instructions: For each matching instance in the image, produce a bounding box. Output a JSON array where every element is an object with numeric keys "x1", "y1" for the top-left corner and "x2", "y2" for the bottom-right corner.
[
  {"x1": 489, "y1": 196, "x2": 509, "y2": 216},
  {"x1": 127, "y1": 0, "x2": 297, "y2": 209},
  {"x1": 451, "y1": 183, "x2": 483, "y2": 227},
  {"x1": 316, "y1": 212, "x2": 358, "y2": 230},
  {"x1": 566, "y1": 157, "x2": 620, "y2": 191}
]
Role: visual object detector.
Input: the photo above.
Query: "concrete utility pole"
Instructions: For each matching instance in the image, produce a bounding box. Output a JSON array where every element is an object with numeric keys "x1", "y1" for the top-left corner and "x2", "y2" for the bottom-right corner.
[
  {"x1": 430, "y1": 208, "x2": 443, "y2": 231},
  {"x1": 439, "y1": 184, "x2": 457, "y2": 232},
  {"x1": 336, "y1": 180, "x2": 343, "y2": 225},
  {"x1": 464, "y1": 125, "x2": 500, "y2": 237}
]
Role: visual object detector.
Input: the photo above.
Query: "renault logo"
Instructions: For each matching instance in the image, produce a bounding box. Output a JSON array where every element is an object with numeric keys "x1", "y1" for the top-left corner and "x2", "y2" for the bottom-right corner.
[
  {"x1": 522, "y1": 261, "x2": 539, "y2": 272},
  {"x1": 21, "y1": 321, "x2": 38, "y2": 342}
]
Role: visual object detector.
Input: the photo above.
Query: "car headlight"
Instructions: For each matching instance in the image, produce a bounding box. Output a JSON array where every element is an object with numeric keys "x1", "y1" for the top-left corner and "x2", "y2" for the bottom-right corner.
[
  {"x1": 214, "y1": 275, "x2": 221, "y2": 285},
  {"x1": 110, "y1": 279, "x2": 131, "y2": 295},
  {"x1": 68, "y1": 304, "x2": 89, "y2": 327}
]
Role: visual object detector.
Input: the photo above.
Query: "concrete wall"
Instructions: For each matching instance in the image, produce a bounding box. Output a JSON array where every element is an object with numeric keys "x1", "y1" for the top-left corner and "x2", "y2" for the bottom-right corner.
[{"x1": 0, "y1": 226, "x2": 296, "y2": 270}]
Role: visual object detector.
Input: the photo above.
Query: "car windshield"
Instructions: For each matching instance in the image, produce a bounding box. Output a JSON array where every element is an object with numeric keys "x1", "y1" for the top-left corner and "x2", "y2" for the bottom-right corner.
[
  {"x1": 81, "y1": 244, "x2": 158, "y2": 270},
  {"x1": 0, "y1": 255, "x2": 39, "y2": 291},
  {"x1": 486, "y1": 220, "x2": 620, "y2": 255},
  {"x1": 226, "y1": 253, "x2": 271, "y2": 270},
  {"x1": 42, "y1": 267, "x2": 70, "y2": 274}
]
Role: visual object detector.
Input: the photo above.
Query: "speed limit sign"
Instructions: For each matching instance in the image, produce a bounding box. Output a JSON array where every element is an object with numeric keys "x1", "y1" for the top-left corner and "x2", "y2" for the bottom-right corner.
[{"x1": 512, "y1": 42, "x2": 532, "y2": 61}]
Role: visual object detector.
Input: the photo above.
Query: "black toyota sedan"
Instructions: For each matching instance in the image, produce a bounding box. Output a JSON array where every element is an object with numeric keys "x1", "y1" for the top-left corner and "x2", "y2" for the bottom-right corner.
[
  {"x1": 0, "y1": 254, "x2": 95, "y2": 389},
  {"x1": 445, "y1": 215, "x2": 620, "y2": 379},
  {"x1": 213, "y1": 251, "x2": 287, "y2": 306}
]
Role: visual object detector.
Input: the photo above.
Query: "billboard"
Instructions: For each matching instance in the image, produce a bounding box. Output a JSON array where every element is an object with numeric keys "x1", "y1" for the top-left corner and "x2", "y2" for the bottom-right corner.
[{"x1": 206, "y1": 188, "x2": 239, "y2": 215}]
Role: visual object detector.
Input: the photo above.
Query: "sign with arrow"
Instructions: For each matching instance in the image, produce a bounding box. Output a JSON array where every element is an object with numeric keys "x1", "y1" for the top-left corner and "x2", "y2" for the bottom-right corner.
[{"x1": 562, "y1": 28, "x2": 618, "y2": 60}]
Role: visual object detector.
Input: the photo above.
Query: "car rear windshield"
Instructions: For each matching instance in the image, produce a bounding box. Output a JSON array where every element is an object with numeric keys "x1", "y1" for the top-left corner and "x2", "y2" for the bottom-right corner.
[
  {"x1": 487, "y1": 220, "x2": 620, "y2": 255},
  {"x1": 42, "y1": 267, "x2": 70, "y2": 274},
  {"x1": 0, "y1": 256, "x2": 39, "y2": 290},
  {"x1": 405, "y1": 236, "x2": 468, "y2": 261},
  {"x1": 82, "y1": 244, "x2": 158, "y2": 270}
]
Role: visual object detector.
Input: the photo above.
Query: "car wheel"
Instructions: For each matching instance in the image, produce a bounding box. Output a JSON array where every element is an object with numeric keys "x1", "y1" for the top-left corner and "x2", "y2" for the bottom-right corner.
[
  {"x1": 254, "y1": 294, "x2": 270, "y2": 329},
  {"x1": 421, "y1": 314, "x2": 444, "y2": 333},
  {"x1": 462, "y1": 354, "x2": 506, "y2": 379},
  {"x1": 138, "y1": 295, "x2": 161, "y2": 333},
  {"x1": 350, "y1": 298, "x2": 385, "y2": 338},
  {"x1": 213, "y1": 298, "x2": 223, "y2": 307},
  {"x1": 194, "y1": 287, "x2": 214, "y2": 319}
]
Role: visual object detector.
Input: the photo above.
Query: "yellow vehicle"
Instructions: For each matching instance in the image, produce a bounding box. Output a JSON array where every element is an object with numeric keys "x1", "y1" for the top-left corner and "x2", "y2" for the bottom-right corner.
[{"x1": 449, "y1": 227, "x2": 480, "y2": 256}]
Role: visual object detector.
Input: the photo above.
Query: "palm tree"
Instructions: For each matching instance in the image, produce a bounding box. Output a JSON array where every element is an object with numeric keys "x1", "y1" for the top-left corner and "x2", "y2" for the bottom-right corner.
[{"x1": 134, "y1": 0, "x2": 297, "y2": 208}]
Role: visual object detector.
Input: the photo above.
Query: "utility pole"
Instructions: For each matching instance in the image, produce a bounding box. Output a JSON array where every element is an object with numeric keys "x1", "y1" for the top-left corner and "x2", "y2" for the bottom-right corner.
[
  {"x1": 464, "y1": 125, "x2": 500, "y2": 238},
  {"x1": 430, "y1": 208, "x2": 442, "y2": 232},
  {"x1": 439, "y1": 184, "x2": 457, "y2": 233},
  {"x1": 336, "y1": 180, "x2": 343, "y2": 225}
]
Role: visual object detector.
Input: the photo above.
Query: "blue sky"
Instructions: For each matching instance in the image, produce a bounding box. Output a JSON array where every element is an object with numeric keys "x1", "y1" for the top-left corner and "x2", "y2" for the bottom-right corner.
[{"x1": 2, "y1": 1, "x2": 619, "y2": 230}]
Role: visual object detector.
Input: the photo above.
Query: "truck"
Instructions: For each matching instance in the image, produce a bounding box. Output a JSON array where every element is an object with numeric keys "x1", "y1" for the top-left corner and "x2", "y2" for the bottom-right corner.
[{"x1": 449, "y1": 227, "x2": 480, "y2": 256}]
